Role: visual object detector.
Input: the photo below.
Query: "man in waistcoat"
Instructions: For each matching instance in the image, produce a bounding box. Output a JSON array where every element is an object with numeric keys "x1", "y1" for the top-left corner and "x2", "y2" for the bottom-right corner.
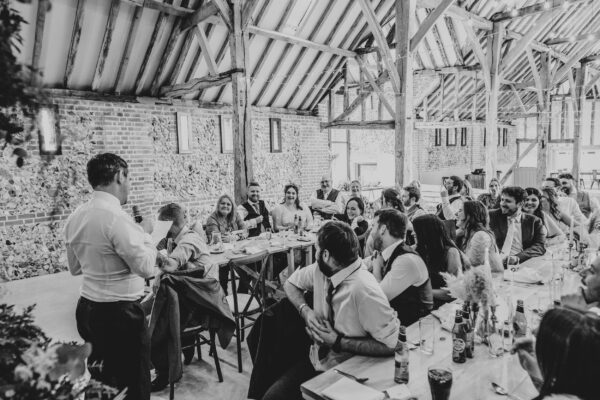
[
  {"x1": 310, "y1": 175, "x2": 344, "y2": 220},
  {"x1": 237, "y1": 181, "x2": 271, "y2": 237},
  {"x1": 559, "y1": 172, "x2": 599, "y2": 218},
  {"x1": 369, "y1": 209, "x2": 433, "y2": 326},
  {"x1": 436, "y1": 175, "x2": 464, "y2": 221}
]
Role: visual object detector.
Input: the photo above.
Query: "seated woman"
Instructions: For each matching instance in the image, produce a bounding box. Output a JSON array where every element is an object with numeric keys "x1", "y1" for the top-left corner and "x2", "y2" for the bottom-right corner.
[
  {"x1": 205, "y1": 194, "x2": 246, "y2": 243},
  {"x1": 271, "y1": 183, "x2": 313, "y2": 232},
  {"x1": 477, "y1": 177, "x2": 501, "y2": 210},
  {"x1": 334, "y1": 197, "x2": 369, "y2": 254},
  {"x1": 513, "y1": 306, "x2": 600, "y2": 400},
  {"x1": 523, "y1": 188, "x2": 565, "y2": 242},
  {"x1": 456, "y1": 200, "x2": 503, "y2": 273},
  {"x1": 412, "y1": 214, "x2": 464, "y2": 308},
  {"x1": 586, "y1": 211, "x2": 600, "y2": 250},
  {"x1": 540, "y1": 187, "x2": 574, "y2": 235},
  {"x1": 461, "y1": 179, "x2": 474, "y2": 201},
  {"x1": 348, "y1": 180, "x2": 370, "y2": 208}
]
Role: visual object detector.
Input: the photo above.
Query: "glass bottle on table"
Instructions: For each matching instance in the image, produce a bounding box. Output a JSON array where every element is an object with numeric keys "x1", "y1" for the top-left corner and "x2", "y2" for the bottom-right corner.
[
  {"x1": 211, "y1": 232, "x2": 222, "y2": 251},
  {"x1": 394, "y1": 326, "x2": 409, "y2": 384},
  {"x1": 452, "y1": 310, "x2": 467, "y2": 363},
  {"x1": 502, "y1": 320, "x2": 513, "y2": 352},
  {"x1": 462, "y1": 304, "x2": 474, "y2": 358},
  {"x1": 487, "y1": 308, "x2": 503, "y2": 357},
  {"x1": 512, "y1": 299, "x2": 528, "y2": 339}
]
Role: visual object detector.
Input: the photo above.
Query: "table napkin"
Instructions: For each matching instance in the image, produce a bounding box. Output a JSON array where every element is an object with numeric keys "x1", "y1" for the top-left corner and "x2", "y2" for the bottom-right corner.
[
  {"x1": 431, "y1": 302, "x2": 462, "y2": 331},
  {"x1": 321, "y1": 377, "x2": 385, "y2": 400},
  {"x1": 503, "y1": 268, "x2": 543, "y2": 284}
]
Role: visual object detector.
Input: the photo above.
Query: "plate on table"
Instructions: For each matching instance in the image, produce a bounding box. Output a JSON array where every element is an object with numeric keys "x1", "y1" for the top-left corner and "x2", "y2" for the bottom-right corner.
[
  {"x1": 297, "y1": 236, "x2": 313, "y2": 242},
  {"x1": 210, "y1": 248, "x2": 225, "y2": 254}
]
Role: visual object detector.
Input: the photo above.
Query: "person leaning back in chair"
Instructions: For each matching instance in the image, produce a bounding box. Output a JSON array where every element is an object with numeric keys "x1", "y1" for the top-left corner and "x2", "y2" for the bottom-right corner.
[
  {"x1": 264, "y1": 221, "x2": 400, "y2": 400},
  {"x1": 309, "y1": 174, "x2": 344, "y2": 220},
  {"x1": 237, "y1": 181, "x2": 272, "y2": 237},
  {"x1": 488, "y1": 186, "x2": 546, "y2": 268}
]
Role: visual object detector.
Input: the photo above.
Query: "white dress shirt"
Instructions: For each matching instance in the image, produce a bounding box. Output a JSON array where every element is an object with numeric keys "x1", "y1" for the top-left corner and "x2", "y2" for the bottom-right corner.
[
  {"x1": 237, "y1": 200, "x2": 270, "y2": 230},
  {"x1": 288, "y1": 259, "x2": 399, "y2": 355},
  {"x1": 502, "y1": 211, "x2": 524, "y2": 257},
  {"x1": 380, "y1": 240, "x2": 430, "y2": 301},
  {"x1": 310, "y1": 189, "x2": 345, "y2": 214},
  {"x1": 169, "y1": 228, "x2": 217, "y2": 280},
  {"x1": 557, "y1": 196, "x2": 587, "y2": 227},
  {"x1": 440, "y1": 194, "x2": 463, "y2": 220},
  {"x1": 64, "y1": 191, "x2": 158, "y2": 302}
]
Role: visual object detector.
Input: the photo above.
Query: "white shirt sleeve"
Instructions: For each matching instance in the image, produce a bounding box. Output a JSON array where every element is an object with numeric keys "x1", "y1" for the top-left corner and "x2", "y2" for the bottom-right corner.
[
  {"x1": 109, "y1": 215, "x2": 158, "y2": 279},
  {"x1": 354, "y1": 284, "x2": 400, "y2": 349},
  {"x1": 66, "y1": 245, "x2": 82, "y2": 276},
  {"x1": 441, "y1": 197, "x2": 462, "y2": 220},
  {"x1": 237, "y1": 204, "x2": 257, "y2": 229},
  {"x1": 379, "y1": 254, "x2": 428, "y2": 301},
  {"x1": 287, "y1": 263, "x2": 316, "y2": 292}
]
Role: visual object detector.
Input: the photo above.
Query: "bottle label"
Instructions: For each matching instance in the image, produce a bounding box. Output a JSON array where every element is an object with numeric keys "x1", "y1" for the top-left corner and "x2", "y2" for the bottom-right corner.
[{"x1": 453, "y1": 339, "x2": 466, "y2": 354}]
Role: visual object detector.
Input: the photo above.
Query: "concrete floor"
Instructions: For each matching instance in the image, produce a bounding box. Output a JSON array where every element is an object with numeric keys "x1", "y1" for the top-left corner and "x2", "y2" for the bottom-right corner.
[{"x1": 2, "y1": 272, "x2": 253, "y2": 400}]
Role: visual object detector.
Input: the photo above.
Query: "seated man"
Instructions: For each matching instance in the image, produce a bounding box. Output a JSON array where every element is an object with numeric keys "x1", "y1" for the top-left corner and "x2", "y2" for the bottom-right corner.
[
  {"x1": 559, "y1": 172, "x2": 599, "y2": 218},
  {"x1": 237, "y1": 181, "x2": 272, "y2": 237},
  {"x1": 437, "y1": 175, "x2": 464, "y2": 221},
  {"x1": 562, "y1": 255, "x2": 600, "y2": 314},
  {"x1": 310, "y1": 175, "x2": 344, "y2": 220},
  {"x1": 402, "y1": 185, "x2": 427, "y2": 222},
  {"x1": 266, "y1": 221, "x2": 399, "y2": 400},
  {"x1": 156, "y1": 203, "x2": 217, "y2": 280},
  {"x1": 489, "y1": 186, "x2": 546, "y2": 266},
  {"x1": 369, "y1": 209, "x2": 433, "y2": 326}
]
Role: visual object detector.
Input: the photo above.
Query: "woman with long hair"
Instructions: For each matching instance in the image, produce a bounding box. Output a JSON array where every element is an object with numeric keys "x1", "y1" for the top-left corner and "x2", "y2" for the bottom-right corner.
[
  {"x1": 461, "y1": 179, "x2": 474, "y2": 201},
  {"x1": 522, "y1": 188, "x2": 564, "y2": 240},
  {"x1": 380, "y1": 188, "x2": 405, "y2": 212},
  {"x1": 412, "y1": 214, "x2": 463, "y2": 307},
  {"x1": 205, "y1": 193, "x2": 246, "y2": 242},
  {"x1": 540, "y1": 187, "x2": 574, "y2": 234},
  {"x1": 271, "y1": 183, "x2": 313, "y2": 232},
  {"x1": 477, "y1": 177, "x2": 502, "y2": 210},
  {"x1": 513, "y1": 306, "x2": 600, "y2": 400},
  {"x1": 456, "y1": 201, "x2": 503, "y2": 273},
  {"x1": 334, "y1": 197, "x2": 369, "y2": 254}
]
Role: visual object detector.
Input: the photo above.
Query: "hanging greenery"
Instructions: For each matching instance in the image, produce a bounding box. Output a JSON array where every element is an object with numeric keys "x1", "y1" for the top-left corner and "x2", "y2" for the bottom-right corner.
[{"x1": 0, "y1": 0, "x2": 46, "y2": 167}]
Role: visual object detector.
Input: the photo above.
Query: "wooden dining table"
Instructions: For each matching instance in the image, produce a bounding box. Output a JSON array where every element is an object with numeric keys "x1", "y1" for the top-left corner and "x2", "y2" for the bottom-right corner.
[{"x1": 301, "y1": 249, "x2": 583, "y2": 400}]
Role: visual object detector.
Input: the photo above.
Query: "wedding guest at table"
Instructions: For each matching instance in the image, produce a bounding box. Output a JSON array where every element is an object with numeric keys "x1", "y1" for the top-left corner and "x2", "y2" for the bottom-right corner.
[
  {"x1": 457, "y1": 201, "x2": 503, "y2": 273},
  {"x1": 205, "y1": 194, "x2": 246, "y2": 242},
  {"x1": 512, "y1": 306, "x2": 600, "y2": 400},
  {"x1": 364, "y1": 188, "x2": 405, "y2": 257},
  {"x1": 408, "y1": 179, "x2": 421, "y2": 189},
  {"x1": 461, "y1": 179, "x2": 474, "y2": 201},
  {"x1": 334, "y1": 197, "x2": 369, "y2": 254},
  {"x1": 559, "y1": 172, "x2": 600, "y2": 218},
  {"x1": 585, "y1": 212, "x2": 600, "y2": 250},
  {"x1": 347, "y1": 180, "x2": 370, "y2": 207},
  {"x1": 401, "y1": 185, "x2": 427, "y2": 222},
  {"x1": 522, "y1": 188, "x2": 565, "y2": 241},
  {"x1": 272, "y1": 183, "x2": 313, "y2": 232},
  {"x1": 561, "y1": 255, "x2": 600, "y2": 311},
  {"x1": 64, "y1": 153, "x2": 165, "y2": 400},
  {"x1": 437, "y1": 175, "x2": 464, "y2": 221},
  {"x1": 542, "y1": 177, "x2": 562, "y2": 191},
  {"x1": 156, "y1": 203, "x2": 217, "y2": 280},
  {"x1": 237, "y1": 181, "x2": 272, "y2": 237},
  {"x1": 269, "y1": 221, "x2": 399, "y2": 400},
  {"x1": 540, "y1": 187, "x2": 588, "y2": 239},
  {"x1": 369, "y1": 209, "x2": 433, "y2": 325},
  {"x1": 310, "y1": 175, "x2": 344, "y2": 220},
  {"x1": 489, "y1": 186, "x2": 546, "y2": 267},
  {"x1": 412, "y1": 214, "x2": 463, "y2": 308},
  {"x1": 477, "y1": 177, "x2": 502, "y2": 210}
]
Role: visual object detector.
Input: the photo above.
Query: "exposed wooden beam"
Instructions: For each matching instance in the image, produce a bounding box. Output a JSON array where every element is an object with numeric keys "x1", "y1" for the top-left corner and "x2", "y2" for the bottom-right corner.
[
  {"x1": 585, "y1": 70, "x2": 600, "y2": 93},
  {"x1": 573, "y1": 63, "x2": 588, "y2": 185},
  {"x1": 92, "y1": 0, "x2": 120, "y2": 91},
  {"x1": 242, "y1": 0, "x2": 260, "y2": 28},
  {"x1": 31, "y1": 0, "x2": 48, "y2": 86},
  {"x1": 414, "y1": 66, "x2": 481, "y2": 76},
  {"x1": 194, "y1": 25, "x2": 218, "y2": 75},
  {"x1": 447, "y1": 4, "x2": 492, "y2": 30},
  {"x1": 266, "y1": 0, "x2": 337, "y2": 108},
  {"x1": 552, "y1": 44, "x2": 593, "y2": 85},
  {"x1": 321, "y1": 120, "x2": 395, "y2": 130},
  {"x1": 484, "y1": 22, "x2": 504, "y2": 184},
  {"x1": 502, "y1": 11, "x2": 557, "y2": 71},
  {"x1": 464, "y1": 24, "x2": 490, "y2": 89},
  {"x1": 150, "y1": 17, "x2": 184, "y2": 96},
  {"x1": 500, "y1": 141, "x2": 537, "y2": 185},
  {"x1": 180, "y1": 1, "x2": 219, "y2": 33},
  {"x1": 356, "y1": 57, "x2": 394, "y2": 117},
  {"x1": 332, "y1": 71, "x2": 390, "y2": 122},
  {"x1": 511, "y1": 84, "x2": 528, "y2": 113},
  {"x1": 247, "y1": 26, "x2": 357, "y2": 59},
  {"x1": 183, "y1": 24, "x2": 213, "y2": 83},
  {"x1": 396, "y1": 0, "x2": 416, "y2": 187},
  {"x1": 211, "y1": 0, "x2": 232, "y2": 30},
  {"x1": 546, "y1": 30, "x2": 600, "y2": 46},
  {"x1": 114, "y1": 6, "x2": 143, "y2": 93},
  {"x1": 536, "y1": 52, "x2": 552, "y2": 184},
  {"x1": 526, "y1": 48, "x2": 545, "y2": 106},
  {"x1": 445, "y1": 16, "x2": 464, "y2": 64},
  {"x1": 582, "y1": 53, "x2": 600, "y2": 63},
  {"x1": 64, "y1": 0, "x2": 85, "y2": 88},
  {"x1": 491, "y1": 0, "x2": 588, "y2": 22},
  {"x1": 123, "y1": 0, "x2": 193, "y2": 16},
  {"x1": 356, "y1": 0, "x2": 400, "y2": 92},
  {"x1": 160, "y1": 68, "x2": 240, "y2": 97},
  {"x1": 165, "y1": 26, "x2": 195, "y2": 89},
  {"x1": 410, "y1": 0, "x2": 455, "y2": 52}
]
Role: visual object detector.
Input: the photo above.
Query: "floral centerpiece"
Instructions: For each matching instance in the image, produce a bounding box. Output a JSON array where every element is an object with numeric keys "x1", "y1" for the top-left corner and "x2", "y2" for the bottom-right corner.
[{"x1": 0, "y1": 304, "x2": 124, "y2": 400}]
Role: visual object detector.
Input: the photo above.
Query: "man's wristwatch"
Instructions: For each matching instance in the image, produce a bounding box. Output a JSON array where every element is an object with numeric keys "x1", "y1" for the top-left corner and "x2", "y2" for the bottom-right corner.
[{"x1": 332, "y1": 333, "x2": 344, "y2": 353}]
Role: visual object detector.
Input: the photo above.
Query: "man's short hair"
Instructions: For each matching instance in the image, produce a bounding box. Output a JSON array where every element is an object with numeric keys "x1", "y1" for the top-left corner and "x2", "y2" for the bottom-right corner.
[
  {"x1": 158, "y1": 203, "x2": 186, "y2": 225},
  {"x1": 248, "y1": 181, "x2": 261, "y2": 188},
  {"x1": 558, "y1": 173, "x2": 574, "y2": 181},
  {"x1": 87, "y1": 153, "x2": 128, "y2": 188},
  {"x1": 544, "y1": 177, "x2": 561, "y2": 187},
  {"x1": 317, "y1": 221, "x2": 359, "y2": 266},
  {"x1": 403, "y1": 186, "x2": 421, "y2": 203},
  {"x1": 449, "y1": 175, "x2": 464, "y2": 192},
  {"x1": 374, "y1": 209, "x2": 408, "y2": 239},
  {"x1": 501, "y1": 186, "x2": 527, "y2": 203}
]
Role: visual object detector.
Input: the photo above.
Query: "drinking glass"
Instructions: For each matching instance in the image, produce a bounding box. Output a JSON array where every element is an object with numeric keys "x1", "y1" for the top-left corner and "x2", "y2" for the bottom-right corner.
[
  {"x1": 265, "y1": 227, "x2": 272, "y2": 240},
  {"x1": 419, "y1": 315, "x2": 435, "y2": 355},
  {"x1": 428, "y1": 367, "x2": 453, "y2": 400},
  {"x1": 211, "y1": 232, "x2": 222, "y2": 250}
]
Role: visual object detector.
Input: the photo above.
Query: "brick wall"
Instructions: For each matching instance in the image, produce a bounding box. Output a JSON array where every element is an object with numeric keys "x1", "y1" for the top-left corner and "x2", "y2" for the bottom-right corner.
[{"x1": 0, "y1": 92, "x2": 328, "y2": 280}]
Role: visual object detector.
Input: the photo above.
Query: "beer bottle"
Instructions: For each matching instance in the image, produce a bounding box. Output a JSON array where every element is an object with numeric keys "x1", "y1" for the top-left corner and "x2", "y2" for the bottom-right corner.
[
  {"x1": 394, "y1": 326, "x2": 409, "y2": 384},
  {"x1": 512, "y1": 300, "x2": 528, "y2": 339},
  {"x1": 462, "y1": 304, "x2": 474, "y2": 358},
  {"x1": 452, "y1": 310, "x2": 467, "y2": 363}
]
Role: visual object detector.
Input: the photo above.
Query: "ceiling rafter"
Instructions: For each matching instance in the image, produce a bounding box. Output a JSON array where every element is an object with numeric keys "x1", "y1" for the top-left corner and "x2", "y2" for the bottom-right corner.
[
  {"x1": 410, "y1": 0, "x2": 455, "y2": 52},
  {"x1": 92, "y1": 0, "x2": 120, "y2": 91},
  {"x1": 64, "y1": 0, "x2": 85, "y2": 88}
]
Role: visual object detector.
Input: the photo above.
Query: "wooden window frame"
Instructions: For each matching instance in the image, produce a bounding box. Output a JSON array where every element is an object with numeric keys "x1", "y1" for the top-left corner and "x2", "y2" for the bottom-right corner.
[
  {"x1": 269, "y1": 118, "x2": 282, "y2": 153},
  {"x1": 434, "y1": 128, "x2": 442, "y2": 146},
  {"x1": 446, "y1": 128, "x2": 457, "y2": 147},
  {"x1": 219, "y1": 115, "x2": 233, "y2": 154},
  {"x1": 460, "y1": 127, "x2": 468, "y2": 146}
]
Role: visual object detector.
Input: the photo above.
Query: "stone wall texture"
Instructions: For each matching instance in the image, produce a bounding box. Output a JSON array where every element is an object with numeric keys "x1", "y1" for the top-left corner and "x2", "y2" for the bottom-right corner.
[{"x1": 0, "y1": 94, "x2": 327, "y2": 280}]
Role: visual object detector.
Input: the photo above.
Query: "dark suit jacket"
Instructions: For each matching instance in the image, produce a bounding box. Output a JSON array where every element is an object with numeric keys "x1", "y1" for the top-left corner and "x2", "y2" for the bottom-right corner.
[{"x1": 488, "y1": 209, "x2": 546, "y2": 263}]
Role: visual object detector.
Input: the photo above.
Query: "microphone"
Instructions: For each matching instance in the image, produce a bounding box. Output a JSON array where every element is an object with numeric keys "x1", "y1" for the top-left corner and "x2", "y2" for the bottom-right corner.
[{"x1": 132, "y1": 205, "x2": 143, "y2": 223}]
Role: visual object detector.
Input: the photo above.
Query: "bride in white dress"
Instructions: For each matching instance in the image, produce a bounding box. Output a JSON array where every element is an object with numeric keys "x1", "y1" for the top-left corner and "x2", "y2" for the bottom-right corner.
[{"x1": 271, "y1": 183, "x2": 313, "y2": 232}]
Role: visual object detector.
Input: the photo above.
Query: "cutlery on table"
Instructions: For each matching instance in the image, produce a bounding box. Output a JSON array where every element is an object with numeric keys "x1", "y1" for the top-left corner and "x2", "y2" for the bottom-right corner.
[
  {"x1": 333, "y1": 369, "x2": 369, "y2": 383},
  {"x1": 491, "y1": 382, "x2": 524, "y2": 400}
]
